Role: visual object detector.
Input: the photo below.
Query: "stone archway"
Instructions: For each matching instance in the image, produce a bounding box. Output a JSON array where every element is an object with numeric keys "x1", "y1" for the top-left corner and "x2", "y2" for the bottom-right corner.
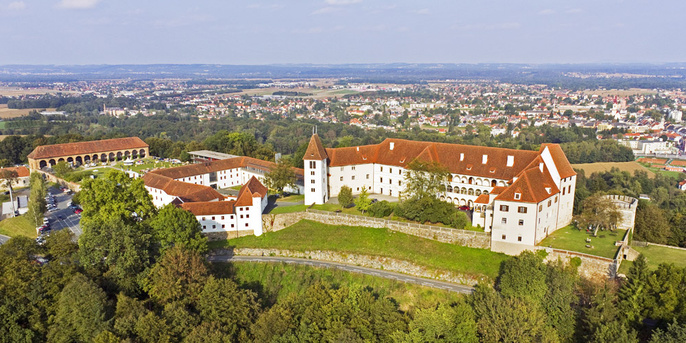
[
  {"x1": 139, "y1": 149, "x2": 146, "y2": 158},
  {"x1": 75, "y1": 156, "x2": 83, "y2": 165},
  {"x1": 468, "y1": 200, "x2": 473, "y2": 209},
  {"x1": 116, "y1": 152, "x2": 123, "y2": 160},
  {"x1": 491, "y1": 180, "x2": 497, "y2": 187},
  {"x1": 67, "y1": 157, "x2": 74, "y2": 165},
  {"x1": 468, "y1": 177, "x2": 474, "y2": 185},
  {"x1": 132, "y1": 150, "x2": 138, "y2": 158},
  {"x1": 108, "y1": 152, "x2": 115, "y2": 161},
  {"x1": 84, "y1": 155, "x2": 91, "y2": 164},
  {"x1": 124, "y1": 151, "x2": 131, "y2": 158},
  {"x1": 100, "y1": 153, "x2": 107, "y2": 162},
  {"x1": 58, "y1": 158, "x2": 65, "y2": 163},
  {"x1": 39, "y1": 160, "x2": 48, "y2": 169},
  {"x1": 49, "y1": 159, "x2": 56, "y2": 166}
]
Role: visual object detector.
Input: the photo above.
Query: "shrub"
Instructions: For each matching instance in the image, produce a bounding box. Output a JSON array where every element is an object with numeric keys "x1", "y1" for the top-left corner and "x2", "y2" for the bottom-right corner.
[
  {"x1": 397, "y1": 196, "x2": 469, "y2": 229},
  {"x1": 338, "y1": 186, "x2": 353, "y2": 208},
  {"x1": 368, "y1": 200, "x2": 394, "y2": 218}
]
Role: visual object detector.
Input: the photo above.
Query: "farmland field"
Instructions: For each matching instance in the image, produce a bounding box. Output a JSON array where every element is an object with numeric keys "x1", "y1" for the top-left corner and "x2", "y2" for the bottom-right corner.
[
  {"x1": 0, "y1": 104, "x2": 57, "y2": 119},
  {"x1": 571, "y1": 161, "x2": 656, "y2": 177}
]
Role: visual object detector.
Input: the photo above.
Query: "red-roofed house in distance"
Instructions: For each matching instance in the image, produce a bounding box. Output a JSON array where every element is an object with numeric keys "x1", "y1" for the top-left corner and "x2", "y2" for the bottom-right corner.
[{"x1": 0, "y1": 166, "x2": 31, "y2": 191}]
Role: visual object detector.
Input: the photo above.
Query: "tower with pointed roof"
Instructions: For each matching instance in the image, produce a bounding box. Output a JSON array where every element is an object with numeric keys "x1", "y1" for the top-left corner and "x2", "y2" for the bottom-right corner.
[{"x1": 303, "y1": 134, "x2": 329, "y2": 205}]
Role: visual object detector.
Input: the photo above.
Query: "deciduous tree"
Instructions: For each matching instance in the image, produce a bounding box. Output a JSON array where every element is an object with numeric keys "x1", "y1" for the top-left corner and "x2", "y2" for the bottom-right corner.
[
  {"x1": 264, "y1": 157, "x2": 296, "y2": 196},
  {"x1": 338, "y1": 185, "x2": 353, "y2": 208},
  {"x1": 147, "y1": 204, "x2": 208, "y2": 254}
]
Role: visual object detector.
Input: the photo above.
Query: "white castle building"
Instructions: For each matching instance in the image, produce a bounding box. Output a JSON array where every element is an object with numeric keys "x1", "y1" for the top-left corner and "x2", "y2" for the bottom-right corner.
[
  {"x1": 303, "y1": 134, "x2": 577, "y2": 253},
  {"x1": 141, "y1": 156, "x2": 292, "y2": 237}
]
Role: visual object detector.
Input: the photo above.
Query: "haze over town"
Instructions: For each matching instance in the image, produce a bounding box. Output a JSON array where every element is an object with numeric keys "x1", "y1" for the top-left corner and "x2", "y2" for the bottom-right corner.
[{"x1": 1, "y1": 0, "x2": 685, "y2": 64}]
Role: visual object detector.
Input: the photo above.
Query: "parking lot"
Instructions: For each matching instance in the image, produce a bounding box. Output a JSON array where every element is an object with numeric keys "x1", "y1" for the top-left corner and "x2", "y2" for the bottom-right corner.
[{"x1": 42, "y1": 188, "x2": 82, "y2": 238}]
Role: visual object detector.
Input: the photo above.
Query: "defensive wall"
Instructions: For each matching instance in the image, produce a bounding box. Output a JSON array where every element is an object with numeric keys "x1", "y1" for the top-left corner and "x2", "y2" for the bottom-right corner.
[{"x1": 261, "y1": 209, "x2": 491, "y2": 249}]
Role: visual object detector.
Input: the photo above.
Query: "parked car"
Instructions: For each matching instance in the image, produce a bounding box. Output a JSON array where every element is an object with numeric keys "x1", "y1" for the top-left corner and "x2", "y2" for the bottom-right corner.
[{"x1": 74, "y1": 208, "x2": 83, "y2": 215}]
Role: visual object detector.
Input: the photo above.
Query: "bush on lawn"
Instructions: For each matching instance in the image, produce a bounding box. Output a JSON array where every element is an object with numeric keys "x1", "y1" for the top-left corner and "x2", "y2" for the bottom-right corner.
[
  {"x1": 396, "y1": 197, "x2": 468, "y2": 229},
  {"x1": 368, "y1": 200, "x2": 394, "y2": 218}
]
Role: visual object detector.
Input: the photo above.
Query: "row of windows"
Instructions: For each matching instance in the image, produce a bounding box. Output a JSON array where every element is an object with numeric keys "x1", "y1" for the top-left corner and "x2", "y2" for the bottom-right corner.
[
  {"x1": 501, "y1": 234, "x2": 523, "y2": 242},
  {"x1": 499, "y1": 205, "x2": 528, "y2": 213},
  {"x1": 201, "y1": 214, "x2": 250, "y2": 220},
  {"x1": 500, "y1": 218, "x2": 525, "y2": 226},
  {"x1": 202, "y1": 222, "x2": 250, "y2": 230}
]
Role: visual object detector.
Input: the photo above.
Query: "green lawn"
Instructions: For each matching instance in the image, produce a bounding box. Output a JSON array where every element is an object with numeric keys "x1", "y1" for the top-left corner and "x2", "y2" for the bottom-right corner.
[
  {"x1": 210, "y1": 219, "x2": 508, "y2": 280},
  {"x1": 0, "y1": 215, "x2": 37, "y2": 238},
  {"x1": 645, "y1": 166, "x2": 686, "y2": 180},
  {"x1": 620, "y1": 245, "x2": 686, "y2": 274},
  {"x1": 216, "y1": 261, "x2": 464, "y2": 312},
  {"x1": 539, "y1": 225, "x2": 624, "y2": 259}
]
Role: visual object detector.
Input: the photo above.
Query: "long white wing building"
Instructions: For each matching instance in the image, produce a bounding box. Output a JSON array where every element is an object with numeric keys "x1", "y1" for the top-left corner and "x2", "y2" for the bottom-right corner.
[{"x1": 303, "y1": 134, "x2": 577, "y2": 254}]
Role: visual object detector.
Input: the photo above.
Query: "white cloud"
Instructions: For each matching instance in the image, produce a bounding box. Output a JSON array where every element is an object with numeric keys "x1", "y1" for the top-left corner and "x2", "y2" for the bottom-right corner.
[
  {"x1": 566, "y1": 8, "x2": 583, "y2": 14},
  {"x1": 414, "y1": 8, "x2": 430, "y2": 15},
  {"x1": 57, "y1": 0, "x2": 100, "y2": 9},
  {"x1": 538, "y1": 9, "x2": 555, "y2": 15},
  {"x1": 325, "y1": 0, "x2": 361, "y2": 5},
  {"x1": 8, "y1": 1, "x2": 26, "y2": 10}
]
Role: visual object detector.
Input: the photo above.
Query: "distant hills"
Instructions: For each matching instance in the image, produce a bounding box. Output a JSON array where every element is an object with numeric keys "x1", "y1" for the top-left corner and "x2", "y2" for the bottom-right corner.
[{"x1": 1, "y1": 63, "x2": 685, "y2": 89}]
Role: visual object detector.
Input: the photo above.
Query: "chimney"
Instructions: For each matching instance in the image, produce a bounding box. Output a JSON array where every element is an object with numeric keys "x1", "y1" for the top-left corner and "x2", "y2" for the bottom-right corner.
[
  {"x1": 506, "y1": 155, "x2": 514, "y2": 167},
  {"x1": 390, "y1": 142, "x2": 395, "y2": 151},
  {"x1": 482, "y1": 154, "x2": 488, "y2": 164},
  {"x1": 539, "y1": 162, "x2": 544, "y2": 172},
  {"x1": 460, "y1": 153, "x2": 464, "y2": 161}
]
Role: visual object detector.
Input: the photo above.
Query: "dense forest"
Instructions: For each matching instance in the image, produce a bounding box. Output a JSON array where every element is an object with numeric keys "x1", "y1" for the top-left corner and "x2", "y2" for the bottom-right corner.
[{"x1": 2, "y1": 170, "x2": 685, "y2": 343}]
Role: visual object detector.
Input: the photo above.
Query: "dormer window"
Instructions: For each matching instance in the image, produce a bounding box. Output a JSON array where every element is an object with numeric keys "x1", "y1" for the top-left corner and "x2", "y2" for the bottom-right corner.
[
  {"x1": 545, "y1": 187, "x2": 551, "y2": 194},
  {"x1": 466, "y1": 164, "x2": 473, "y2": 171},
  {"x1": 482, "y1": 155, "x2": 488, "y2": 164},
  {"x1": 514, "y1": 192, "x2": 521, "y2": 200}
]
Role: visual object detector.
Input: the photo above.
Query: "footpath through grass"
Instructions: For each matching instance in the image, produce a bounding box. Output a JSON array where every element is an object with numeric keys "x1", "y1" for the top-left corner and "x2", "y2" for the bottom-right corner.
[
  {"x1": 211, "y1": 219, "x2": 508, "y2": 280},
  {"x1": 0, "y1": 215, "x2": 37, "y2": 238},
  {"x1": 215, "y1": 262, "x2": 464, "y2": 312},
  {"x1": 538, "y1": 225, "x2": 624, "y2": 259}
]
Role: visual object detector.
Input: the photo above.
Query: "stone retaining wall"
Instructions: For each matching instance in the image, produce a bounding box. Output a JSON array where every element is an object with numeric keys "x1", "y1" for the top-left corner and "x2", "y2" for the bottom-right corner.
[
  {"x1": 213, "y1": 247, "x2": 484, "y2": 285},
  {"x1": 540, "y1": 247, "x2": 617, "y2": 280}
]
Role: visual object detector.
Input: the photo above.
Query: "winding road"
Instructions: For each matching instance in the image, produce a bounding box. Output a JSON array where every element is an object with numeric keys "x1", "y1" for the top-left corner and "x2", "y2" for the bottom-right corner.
[{"x1": 208, "y1": 255, "x2": 475, "y2": 294}]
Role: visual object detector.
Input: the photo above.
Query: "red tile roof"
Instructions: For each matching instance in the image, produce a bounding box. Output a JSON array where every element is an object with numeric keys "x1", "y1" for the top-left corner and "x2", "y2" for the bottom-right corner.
[
  {"x1": 142, "y1": 173, "x2": 224, "y2": 203},
  {"x1": 27, "y1": 137, "x2": 148, "y2": 160},
  {"x1": 495, "y1": 159, "x2": 559, "y2": 203},
  {"x1": 539, "y1": 143, "x2": 576, "y2": 179},
  {"x1": 325, "y1": 138, "x2": 541, "y2": 181},
  {"x1": 179, "y1": 201, "x2": 236, "y2": 216},
  {"x1": 1, "y1": 166, "x2": 30, "y2": 177},
  {"x1": 150, "y1": 156, "x2": 303, "y2": 180},
  {"x1": 303, "y1": 134, "x2": 328, "y2": 160}
]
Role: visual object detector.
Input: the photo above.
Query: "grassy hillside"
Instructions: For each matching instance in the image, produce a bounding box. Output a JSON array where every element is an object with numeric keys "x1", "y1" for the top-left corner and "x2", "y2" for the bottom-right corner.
[
  {"x1": 210, "y1": 219, "x2": 508, "y2": 280},
  {"x1": 215, "y1": 261, "x2": 464, "y2": 312}
]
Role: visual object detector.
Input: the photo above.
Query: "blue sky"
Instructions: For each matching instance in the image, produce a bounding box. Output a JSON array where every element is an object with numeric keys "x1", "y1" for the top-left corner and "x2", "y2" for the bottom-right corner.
[{"x1": 0, "y1": 0, "x2": 684, "y2": 65}]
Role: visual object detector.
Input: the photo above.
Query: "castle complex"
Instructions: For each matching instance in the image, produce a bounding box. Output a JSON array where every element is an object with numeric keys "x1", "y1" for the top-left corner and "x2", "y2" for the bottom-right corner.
[{"x1": 303, "y1": 134, "x2": 577, "y2": 253}]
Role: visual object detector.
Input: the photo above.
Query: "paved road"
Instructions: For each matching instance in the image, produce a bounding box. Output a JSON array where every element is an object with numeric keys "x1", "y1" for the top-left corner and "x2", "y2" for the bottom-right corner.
[
  {"x1": 44, "y1": 189, "x2": 82, "y2": 238},
  {"x1": 209, "y1": 255, "x2": 474, "y2": 294}
]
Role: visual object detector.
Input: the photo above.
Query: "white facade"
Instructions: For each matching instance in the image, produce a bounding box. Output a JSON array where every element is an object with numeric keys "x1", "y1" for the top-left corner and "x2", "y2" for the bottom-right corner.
[{"x1": 305, "y1": 159, "x2": 329, "y2": 205}]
